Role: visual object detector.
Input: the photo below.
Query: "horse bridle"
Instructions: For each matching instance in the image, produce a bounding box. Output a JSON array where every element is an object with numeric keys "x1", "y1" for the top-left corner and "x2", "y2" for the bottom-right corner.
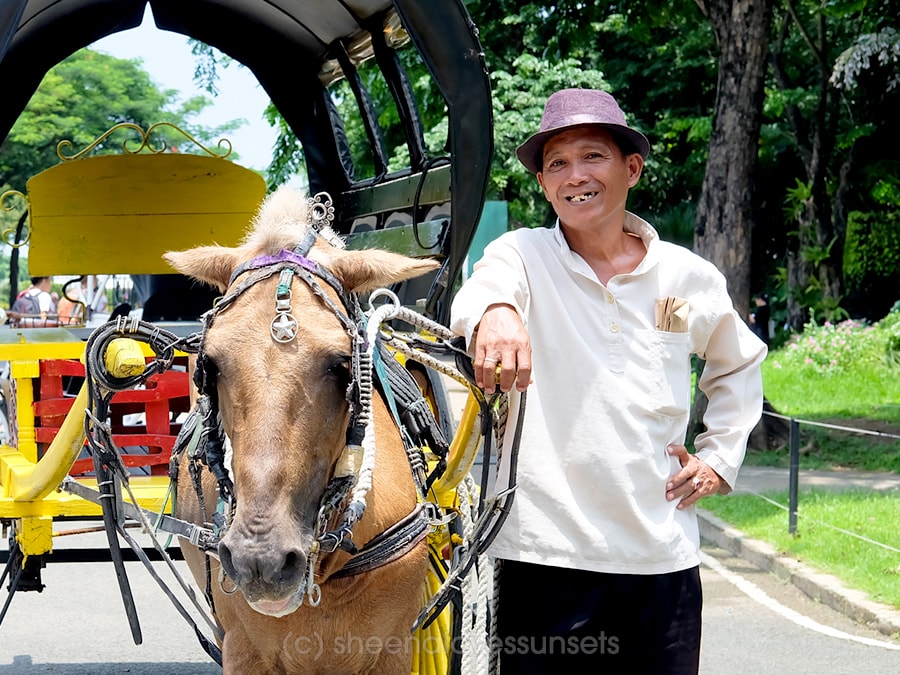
[{"x1": 188, "y1": 195, "x2": 429, "y2": 607}]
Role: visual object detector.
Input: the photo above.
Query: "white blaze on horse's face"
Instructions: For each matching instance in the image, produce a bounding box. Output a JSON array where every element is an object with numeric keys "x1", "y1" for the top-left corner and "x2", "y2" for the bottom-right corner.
[{"x1": 164, "y1": 188, "x2": 439, "y2": 616}]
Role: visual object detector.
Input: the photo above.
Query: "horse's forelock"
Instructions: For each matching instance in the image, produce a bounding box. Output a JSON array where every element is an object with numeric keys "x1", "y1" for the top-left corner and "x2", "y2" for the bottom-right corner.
[{"x1": 242, "y1": 187, "x2": 343, "y2": 255}]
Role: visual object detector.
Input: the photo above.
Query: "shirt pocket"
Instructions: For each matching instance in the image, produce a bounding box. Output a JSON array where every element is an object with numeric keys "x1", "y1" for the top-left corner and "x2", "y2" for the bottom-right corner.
[{"x1": 628, "y1": 329, "x2": 693, "y2": 418}]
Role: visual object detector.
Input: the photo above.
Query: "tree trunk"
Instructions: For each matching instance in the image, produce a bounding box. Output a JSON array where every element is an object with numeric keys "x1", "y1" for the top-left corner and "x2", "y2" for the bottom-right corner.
[
  {"x1": 690, "y1": 0, "x2": 772, "y2": 443},
  {"x1": 693, "y1": 0, "x2": 773, "y2": 318}
]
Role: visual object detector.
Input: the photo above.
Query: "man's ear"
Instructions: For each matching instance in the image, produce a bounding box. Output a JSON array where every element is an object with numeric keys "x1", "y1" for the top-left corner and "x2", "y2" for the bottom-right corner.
[
  {"x1": 536, "y1": 172, "x2": 551, "y2": 201},
  {"x1": 626, "y1": 153, "x2": 644, "y2": 188}
]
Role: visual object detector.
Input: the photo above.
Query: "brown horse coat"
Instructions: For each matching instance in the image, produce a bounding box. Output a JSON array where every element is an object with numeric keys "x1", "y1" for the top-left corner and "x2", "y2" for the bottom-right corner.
[{"x1": 165, "y1": 187, "x2": 438, "y2": 674}]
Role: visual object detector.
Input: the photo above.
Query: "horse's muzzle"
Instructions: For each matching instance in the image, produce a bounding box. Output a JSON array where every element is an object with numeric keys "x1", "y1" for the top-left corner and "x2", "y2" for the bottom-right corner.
[{"x1": 218, "y1": 530, "x2": 308, "y2": 614}]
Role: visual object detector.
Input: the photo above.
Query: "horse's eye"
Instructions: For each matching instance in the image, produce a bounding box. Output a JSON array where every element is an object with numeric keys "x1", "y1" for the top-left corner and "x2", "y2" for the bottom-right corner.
[{"x1": 326, "y1": 355, "x2": 351, "y2": 385}]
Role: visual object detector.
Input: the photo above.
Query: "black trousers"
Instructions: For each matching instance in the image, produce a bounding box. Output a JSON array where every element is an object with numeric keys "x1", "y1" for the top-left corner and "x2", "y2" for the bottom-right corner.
[{"x1": 495, "y1": 560, "x2": 702, "y2": 674}]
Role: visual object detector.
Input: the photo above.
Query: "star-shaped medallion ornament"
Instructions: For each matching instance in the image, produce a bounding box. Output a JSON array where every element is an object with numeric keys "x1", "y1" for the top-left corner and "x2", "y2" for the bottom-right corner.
[{"x1": 270, "y1": 312, "x2": 299, "y2": 343}]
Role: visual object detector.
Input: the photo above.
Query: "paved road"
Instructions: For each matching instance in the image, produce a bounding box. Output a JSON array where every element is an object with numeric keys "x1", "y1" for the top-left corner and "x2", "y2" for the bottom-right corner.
[
  {"x1": 0, "y1": 528, "x2": 220, "y2": 674},
  {"x1": 699, "y1": 544, "x2": 900, "y2": 674},
  {"x1": 2, "y1": 525, "x2": 899, "y2": 674}
]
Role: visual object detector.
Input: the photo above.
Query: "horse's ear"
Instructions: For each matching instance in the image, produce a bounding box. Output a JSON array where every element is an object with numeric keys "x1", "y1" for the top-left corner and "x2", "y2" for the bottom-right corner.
[
  {"x1": 329, "y1": 249, "x2": 440, "y2": 294},
  {"x1": 163, "y1": 246, "x2": 243, "y2": 292}
]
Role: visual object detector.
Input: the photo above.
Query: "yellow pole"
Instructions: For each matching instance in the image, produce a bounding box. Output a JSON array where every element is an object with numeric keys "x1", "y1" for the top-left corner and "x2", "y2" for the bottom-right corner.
[
  {"x1": 9, "y1": 383, "x2": 90, "y2": 501},
  {"x1": 430, "y1": 390, "x2": 481, "y2": 497},
  {"x1": 8, "y1": 338, "x2": 147, "y2": 501}
]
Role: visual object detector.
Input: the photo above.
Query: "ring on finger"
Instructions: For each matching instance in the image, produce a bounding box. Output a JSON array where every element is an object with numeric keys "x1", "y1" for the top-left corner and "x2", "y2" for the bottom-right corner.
[{"x1": 692, "y1": 477, "x2": 701, "y2": 492}]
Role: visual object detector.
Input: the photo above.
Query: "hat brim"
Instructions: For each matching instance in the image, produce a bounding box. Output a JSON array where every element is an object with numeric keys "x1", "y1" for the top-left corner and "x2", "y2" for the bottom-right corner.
[{"x1": 515, "y1": 123, "x2": 650, "y2": 174}]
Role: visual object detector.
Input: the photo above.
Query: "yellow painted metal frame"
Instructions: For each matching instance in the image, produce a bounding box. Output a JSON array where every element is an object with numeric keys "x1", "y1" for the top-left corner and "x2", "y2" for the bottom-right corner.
[
  {"x1": 0, "y1": 122, "x2": 263, "y2": 555},
  {"x1": 0, "y1": 332, "x2": 179, "y2": 556}
]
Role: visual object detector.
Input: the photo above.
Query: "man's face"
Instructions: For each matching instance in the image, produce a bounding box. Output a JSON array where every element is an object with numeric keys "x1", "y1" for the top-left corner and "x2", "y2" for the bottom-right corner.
[{"x1": 536, "y1": 126, "x2": 643, "y2": 232}]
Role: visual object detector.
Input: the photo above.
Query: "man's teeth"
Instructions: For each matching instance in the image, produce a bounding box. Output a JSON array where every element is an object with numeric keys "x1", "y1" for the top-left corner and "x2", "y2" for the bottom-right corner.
[{"x1": 568, "y1": 192, "x2": 596, "y2": 202}]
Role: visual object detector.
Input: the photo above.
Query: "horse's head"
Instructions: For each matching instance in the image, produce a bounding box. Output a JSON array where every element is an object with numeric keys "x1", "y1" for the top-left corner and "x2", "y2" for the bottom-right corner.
[{"x1": 164, "y1": 187, "x2": 438, "y2": 617}]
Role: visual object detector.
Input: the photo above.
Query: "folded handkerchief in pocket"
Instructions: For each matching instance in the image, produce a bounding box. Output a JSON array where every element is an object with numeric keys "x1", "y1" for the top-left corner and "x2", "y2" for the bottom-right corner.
[{"x1": 655, "y1": 296, "x2": 689, "y2": 332}]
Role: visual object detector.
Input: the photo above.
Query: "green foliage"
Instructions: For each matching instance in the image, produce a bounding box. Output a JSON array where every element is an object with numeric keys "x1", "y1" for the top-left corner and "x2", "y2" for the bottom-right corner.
[
  {"x1": 883, "y1": 302, "x2": 900, "y2": 367},
  {"x1": 871, "y1": 176, "x2": 900, "y2": 206},
  {"x1": 489, "y1": 54, "x2": 611, "y2": 227},
  {"x1": 270, "y1": 0, "x2": 717, "y2": 229},
  {"x1": 762, "y1": 309, "x2": 900, "y2": 425},
  {"x1": 782, "y1": 178, "x2": 813, "y2": 223},
  {"x1": 651, "y1": 202, "x2": 696, "y2": 247},
  {"x1": 759, "y1": 0, "x2": 900, "y2": 325},
  {"x1": 843, "y1": 210, "x2": 900, "y2": 298},
  {"x1": 831, "y1": 25, "x2": 900, "y2": 91},
  {"x1": 768, "y1": 316, "x2": 882, "y2": 376},
  {"x1": 466, "y1": 0, "x2": 717, "y2": 223},
  {"x1": 266, "y1": 104, "x2": 306, "y2": 191}
]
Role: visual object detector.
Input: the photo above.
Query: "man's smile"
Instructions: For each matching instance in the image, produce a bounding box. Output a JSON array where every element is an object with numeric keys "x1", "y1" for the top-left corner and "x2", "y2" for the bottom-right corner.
[{"x1": 566, "y1": 191, "x2": 598, "y2": 203}]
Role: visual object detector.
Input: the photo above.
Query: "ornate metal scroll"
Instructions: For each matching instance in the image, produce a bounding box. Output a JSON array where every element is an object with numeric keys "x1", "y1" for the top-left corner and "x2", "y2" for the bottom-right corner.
[
  {"x1": 0, "y1": 190, "x2": 31, "y2": 248},
  {"x1": 56, "y1": 122, "x2": 233, "y2": 161}
]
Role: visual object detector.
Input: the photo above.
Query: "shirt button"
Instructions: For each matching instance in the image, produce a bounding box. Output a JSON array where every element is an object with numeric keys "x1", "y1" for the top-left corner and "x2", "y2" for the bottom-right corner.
[
  {"x1": 611, "y1": 323, "x2": 620, "y2": 333},
  {"x1": 607, "y1": 294, "x2": 615, "y2": 303}
]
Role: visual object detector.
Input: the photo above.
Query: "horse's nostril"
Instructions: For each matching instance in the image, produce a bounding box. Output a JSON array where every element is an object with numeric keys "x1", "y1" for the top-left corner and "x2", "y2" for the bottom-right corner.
[
  {"x1": 281, "y1": 549, "x2": 305, "y2": 583},
  {"x1": 218, "y1": 541, "x2": 239, "y2": 583}
]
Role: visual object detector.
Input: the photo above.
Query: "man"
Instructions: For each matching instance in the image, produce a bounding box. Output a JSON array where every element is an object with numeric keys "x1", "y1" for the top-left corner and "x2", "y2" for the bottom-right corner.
[
  {"x1": 11, "y1": 276, "x2": 58, "y2": 327},
  {"x1": 450, "y1": 88, "x2": 766, "y2": 673}
]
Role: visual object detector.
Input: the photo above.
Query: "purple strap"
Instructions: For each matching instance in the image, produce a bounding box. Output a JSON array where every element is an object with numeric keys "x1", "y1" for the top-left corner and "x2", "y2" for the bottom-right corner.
[{"x1": 229, "y1": 249, "x2": 319, "y2": 285}]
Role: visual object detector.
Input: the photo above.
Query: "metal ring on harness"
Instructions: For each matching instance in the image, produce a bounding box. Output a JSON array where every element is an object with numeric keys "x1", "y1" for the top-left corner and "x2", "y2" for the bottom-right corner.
[{"x1": 367, "y1": 288, "x2": 401, "y2": 319}]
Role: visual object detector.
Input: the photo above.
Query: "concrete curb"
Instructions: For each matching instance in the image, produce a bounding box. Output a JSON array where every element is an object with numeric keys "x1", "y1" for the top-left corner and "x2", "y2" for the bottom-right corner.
[{"x1": 698, "y1": 508, "x2": 900, "y2": 638}]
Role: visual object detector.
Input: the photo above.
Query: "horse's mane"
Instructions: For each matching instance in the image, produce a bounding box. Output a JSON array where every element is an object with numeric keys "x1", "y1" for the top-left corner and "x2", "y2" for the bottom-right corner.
[{"x1": 242, "y1": 186, "x2": 344, "y2": 255}]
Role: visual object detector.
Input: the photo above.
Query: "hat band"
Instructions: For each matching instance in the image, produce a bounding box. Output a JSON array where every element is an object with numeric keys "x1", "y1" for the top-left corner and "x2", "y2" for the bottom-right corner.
[{"x1": 544, "y1": 113, "x2": 622, "y2": 130}]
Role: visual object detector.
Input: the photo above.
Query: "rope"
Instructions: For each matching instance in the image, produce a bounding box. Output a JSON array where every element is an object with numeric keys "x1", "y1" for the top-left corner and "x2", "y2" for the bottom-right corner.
[
  {"x1": 765, "y1": 411, "x2": 900, "y2": 440},
  {"x1": 355, "y1": 303, "x2": 396, "y2": 503},
  {"x1": 382, "y1": 334, "x2": 471, "y2": 387},
  {"x1": 457, "y1": 474, "x2": 493, "y2": 675}
]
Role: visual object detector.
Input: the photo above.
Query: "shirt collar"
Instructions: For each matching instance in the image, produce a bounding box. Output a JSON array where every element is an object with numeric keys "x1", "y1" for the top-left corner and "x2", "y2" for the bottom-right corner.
[{"x1": 551, "y1": 211, "x2": 662, "y2": 275}]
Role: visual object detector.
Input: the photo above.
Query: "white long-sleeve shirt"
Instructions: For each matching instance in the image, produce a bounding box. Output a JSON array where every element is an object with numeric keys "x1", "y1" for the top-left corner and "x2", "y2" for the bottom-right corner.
[{"x1": 450, "y1": 213, "x2": 767, "y2": 574}]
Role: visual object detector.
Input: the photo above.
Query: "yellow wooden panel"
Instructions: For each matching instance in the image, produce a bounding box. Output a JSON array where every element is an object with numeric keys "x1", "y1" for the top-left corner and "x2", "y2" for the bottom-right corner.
[
  {"x1": 27, "y1": 154, "x2": 266, "y2": 275},
  {"x1": 16, "y1": 516, "x2": 54, "y2": 556}
]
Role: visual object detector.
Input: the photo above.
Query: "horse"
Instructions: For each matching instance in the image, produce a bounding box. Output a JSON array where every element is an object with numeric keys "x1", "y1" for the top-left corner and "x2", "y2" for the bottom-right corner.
[{"x1": 163, "y1": 187, "x2": 439, "y2": 674}]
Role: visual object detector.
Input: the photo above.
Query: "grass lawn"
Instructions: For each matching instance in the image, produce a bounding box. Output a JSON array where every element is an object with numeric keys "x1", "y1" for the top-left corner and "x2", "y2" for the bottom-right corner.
[
  {"x1": 701, "y1": 489, "x2": 900, "y2": 610},
  {"x1": 699, "y1": 315, "x2": 900, "y2": 612}
]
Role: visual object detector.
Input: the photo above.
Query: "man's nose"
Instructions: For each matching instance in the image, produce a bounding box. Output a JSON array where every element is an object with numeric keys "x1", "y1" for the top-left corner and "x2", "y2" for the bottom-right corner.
[{"x1": 566, "y1": 162, "x2": 590, "y2": 184}]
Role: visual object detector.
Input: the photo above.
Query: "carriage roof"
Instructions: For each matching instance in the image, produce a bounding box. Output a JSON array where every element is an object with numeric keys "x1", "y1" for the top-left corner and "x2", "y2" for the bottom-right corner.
[{"x1": 0, "y1": 0, "x2": 493, "y2": 324}]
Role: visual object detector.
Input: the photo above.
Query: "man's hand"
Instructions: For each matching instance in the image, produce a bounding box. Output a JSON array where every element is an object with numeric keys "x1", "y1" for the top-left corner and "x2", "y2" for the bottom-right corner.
[
  {"x1": 665, "y1": 444, "x2": 728, "y2": 509},
  {"x1": 473, "y1": 303, "x2": 532, "y2": 393}
]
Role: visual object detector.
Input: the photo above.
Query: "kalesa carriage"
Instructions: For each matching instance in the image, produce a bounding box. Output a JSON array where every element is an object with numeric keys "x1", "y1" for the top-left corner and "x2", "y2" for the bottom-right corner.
[{"x1": 0, "y1": 1, "x2": 514, "y2": 672}]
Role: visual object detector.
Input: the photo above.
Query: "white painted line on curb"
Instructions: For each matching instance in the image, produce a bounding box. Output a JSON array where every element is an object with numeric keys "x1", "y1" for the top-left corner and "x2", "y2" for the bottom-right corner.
[{"x1": 699, "y1": 550, "x2": 900, "y2": 651}]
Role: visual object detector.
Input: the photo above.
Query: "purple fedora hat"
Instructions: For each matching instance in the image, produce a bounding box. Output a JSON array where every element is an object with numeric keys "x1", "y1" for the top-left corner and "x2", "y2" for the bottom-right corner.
[{"x1": 515, "y1": 89, "x2": 651, "y2": 174}]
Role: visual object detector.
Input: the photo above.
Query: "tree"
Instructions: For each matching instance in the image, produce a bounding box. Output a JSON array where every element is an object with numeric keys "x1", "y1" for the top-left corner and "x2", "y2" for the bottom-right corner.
[
  {"x1": 467, "y1": 0, "x2": 719, "y2": 238},
  {"x1": 764, "y1": 0, "x2": 900, "y2": 328},
  {"x1": 693, "y1": 0, "x2": 774, "y2": 320}
]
